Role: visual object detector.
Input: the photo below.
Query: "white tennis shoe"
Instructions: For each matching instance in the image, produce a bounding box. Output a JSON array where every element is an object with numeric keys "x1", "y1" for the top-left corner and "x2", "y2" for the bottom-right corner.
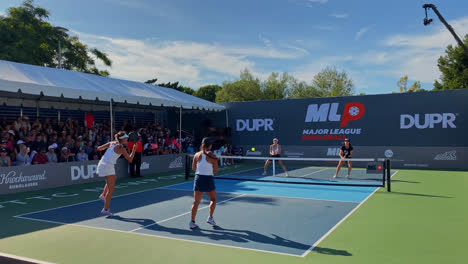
[
  {"x1": 100, "y1": 209, "x2": 113, "y2": 216},
  {"x1": 189, "y1": 221, "x2": 198, "y2": 229},
  {"x1": 262, "y1": 171, "x2": 267, "y2": 176},
  {"x1": 207, "y1": 216, "x2": 216, "y2": 226}
]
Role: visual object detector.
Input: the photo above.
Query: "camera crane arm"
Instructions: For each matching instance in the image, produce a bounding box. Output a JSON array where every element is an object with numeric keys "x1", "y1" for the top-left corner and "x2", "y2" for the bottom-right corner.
[{"x1": 423, "y1": 4, "x2": 468, "y2": 55}]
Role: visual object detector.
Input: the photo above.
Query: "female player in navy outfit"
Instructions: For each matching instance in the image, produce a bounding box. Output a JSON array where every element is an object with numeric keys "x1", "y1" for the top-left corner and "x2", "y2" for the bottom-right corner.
[
  {"x1": 334, "y1": 138, "x2": 353, "y2": 178},
  {"x1": 189, "y1": 137, "x2": 218, "y2": 229}
]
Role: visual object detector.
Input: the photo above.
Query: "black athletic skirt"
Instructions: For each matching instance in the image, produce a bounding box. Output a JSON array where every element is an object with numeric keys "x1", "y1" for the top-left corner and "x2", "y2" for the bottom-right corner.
[
  {"x1": 193, "y1": 174, "x2": 216, "y2": 192},
  {"x1": 268, "y1": 154, "x2": 281, "y2": 162}
]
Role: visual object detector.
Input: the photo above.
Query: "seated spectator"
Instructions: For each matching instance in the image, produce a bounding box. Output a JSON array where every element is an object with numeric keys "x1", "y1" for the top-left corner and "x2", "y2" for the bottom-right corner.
[
  {"x1": 31, "y1": 133, "x2": 46, "y2": 152},
  {"x1": 60, "y1": 147, "x2": 75, "y2": 162},
  {"x1": 186, "y1": 144, "x2": 195, "y2": 153},
  {"x1": 32, "y1": 147, "x2": 48, "y2": 165},
  {"x1": 84, "y1": 140, "x2": 94, "y2": 155},
  {"x1": 143, "y1": 143, "x2": 154, "y2": 156},
  {"x1": 0, "y1": 148, "x2": 11, "y2": 167},
  {"x1": 76, "y1": 147, "x2": 89, "y2": 162},
  {"x1": 46, "y1": 144, "x2": 58, "y2": 163},
  {"x1": 16, "y1": 144, "x2": 30, "y2": 166}
]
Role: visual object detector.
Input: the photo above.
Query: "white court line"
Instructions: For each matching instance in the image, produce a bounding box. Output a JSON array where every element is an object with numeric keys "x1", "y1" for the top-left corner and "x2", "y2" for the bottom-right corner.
[
  {"x1": 161, "y1": 187, "x2": 361, "y2": 204},
  {"x1": 14, "y1": 180, "x2": 189, "y2": 218},
  {"x1": 301, "y1": 170, "x2": 400, "y2": 257},
  {"x1": 15, "y1": 206, "x2": 303, "y2": 258},
  {"x1": 0, "y1": 252, "x2": 55, "y2": 264},
  {"x1": 129, "y1": 194, "x2": 246, "y2": 232}
]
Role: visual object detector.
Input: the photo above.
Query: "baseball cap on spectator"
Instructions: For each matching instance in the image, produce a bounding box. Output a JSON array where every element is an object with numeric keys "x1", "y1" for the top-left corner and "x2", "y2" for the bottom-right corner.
[
  {"x1": 17, "y1": 140, "x2": 25, "y2": 144},
  {"x1": 62, "y1": 147, "x2": 68, "y2": 151},
  {"x1": 8, "y1": 130, "x2": 15, "y2": 135},
  {"x1": 48, "y1": 143, "x2": 58, "y2": 150},
  {"x1": 0, "y1": 148, "x2": 6, "y2": 153}
]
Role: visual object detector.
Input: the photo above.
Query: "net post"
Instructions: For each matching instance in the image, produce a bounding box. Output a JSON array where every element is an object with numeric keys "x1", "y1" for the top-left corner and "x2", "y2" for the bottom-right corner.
[
  {"x1": 273, "y1": 158, "x2": 276, "y2": 178},
  {"x1": 382, "y1": 159, "x2": 386, "y2": 187},
  {"x1": 386, "y1": 159, "x2": 391, "y2": 192},
  {"x1": 185, "y1": 155, "x2": 190, "y2": 180}
]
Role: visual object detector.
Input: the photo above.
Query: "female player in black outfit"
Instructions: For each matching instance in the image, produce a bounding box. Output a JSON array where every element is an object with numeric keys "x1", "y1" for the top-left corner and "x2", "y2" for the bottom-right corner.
[{"x1": 334, "y1": 138, "x2": 353, "y2": 178}]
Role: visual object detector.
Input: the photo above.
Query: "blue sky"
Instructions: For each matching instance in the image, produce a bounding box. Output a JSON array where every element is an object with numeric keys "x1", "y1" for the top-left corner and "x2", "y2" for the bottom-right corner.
[{"x1": 1, "y1": 0, "x2": 468, "y2": 94}]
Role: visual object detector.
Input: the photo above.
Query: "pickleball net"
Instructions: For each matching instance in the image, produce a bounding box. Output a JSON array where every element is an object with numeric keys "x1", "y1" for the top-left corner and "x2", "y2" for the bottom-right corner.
[{"x1": 185, "y1": 155, "x2": 391, "y2": 191}]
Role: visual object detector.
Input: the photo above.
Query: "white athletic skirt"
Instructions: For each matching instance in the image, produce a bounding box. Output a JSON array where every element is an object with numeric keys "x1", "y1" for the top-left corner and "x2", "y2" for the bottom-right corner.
[{"x1": 97, "y1": 163, "x2": 116, "y2": 177}]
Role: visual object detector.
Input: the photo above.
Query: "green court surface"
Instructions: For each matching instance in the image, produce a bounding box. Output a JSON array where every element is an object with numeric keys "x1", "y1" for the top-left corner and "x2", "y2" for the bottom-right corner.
[{"x1": 0, "y1": 168, "x2": 466, "y2": 264}]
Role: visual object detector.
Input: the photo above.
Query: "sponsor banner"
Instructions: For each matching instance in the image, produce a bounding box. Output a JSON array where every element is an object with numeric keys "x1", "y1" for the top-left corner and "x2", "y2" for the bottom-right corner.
[
  {"x1": 223, "y1": 89, "x2": 467, "y2": 147},
  {"x1": 234, "y1": 145, "x2": 468, "y2": 170},
  {"x1": 0, "y1": 154, "x2": 186, "y2": 195}
]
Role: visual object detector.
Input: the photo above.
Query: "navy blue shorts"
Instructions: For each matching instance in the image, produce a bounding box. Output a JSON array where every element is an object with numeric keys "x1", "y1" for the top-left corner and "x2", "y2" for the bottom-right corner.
[{"x1": 193, "y1": 174, "x2": 216, "y2": 192}]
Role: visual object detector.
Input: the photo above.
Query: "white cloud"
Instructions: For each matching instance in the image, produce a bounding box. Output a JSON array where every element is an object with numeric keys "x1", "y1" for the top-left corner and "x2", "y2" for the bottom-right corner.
[
  {"x1": 355, "y1": 27, "x2": 369, "y2": 40},
  {"x1": 308, "y1": 0, "x2": 328, "y2": 3},
  {"x1": 330, "y1": 13, "x2": 349, "y2": 18},
  {"x1": 313, "y1": 25, "x2": 335, "y2": 31},
  {"x1": 377, "y1": 16, "x2": 468, "y2": 83},
  {"x1": 74, "y1": 31, "x2": 307, "y2": 88}
]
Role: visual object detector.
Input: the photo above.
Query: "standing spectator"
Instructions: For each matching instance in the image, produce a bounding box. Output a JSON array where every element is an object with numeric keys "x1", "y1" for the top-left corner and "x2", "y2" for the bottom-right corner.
[
  {"x1": 46, "y1": 144, "x2": 58, "y2": 163},
  {"x1": 32, "y1": 148, "x2": 48, "y2": 165},
  {"x1": 60, "y1": 147, "x2": 75, "y2": 162},
  {"x1": 0, "y1": 148, "x2": 11, "y2": 167},
  {"x1": 16, "y1": 145, "x2": 30, "y2": 166},
  {"x1": 128, "y1": 135, "x2": 143, "y2": 177},
  {"x1": 22, "y1": 116, "x2": 31, "y2": 131},
  {"x1": 84, "y1": 112, "x2": 94, "y2": 130},
  {"x1": 76, "y1": 147, "x2": 89, "y2": 162},
  {"x1": 13, "y1": 117, "x2": 22, "y2": 131},
  {"x1": 84, "y1": 141, "x2": 94, "y2": 155}
]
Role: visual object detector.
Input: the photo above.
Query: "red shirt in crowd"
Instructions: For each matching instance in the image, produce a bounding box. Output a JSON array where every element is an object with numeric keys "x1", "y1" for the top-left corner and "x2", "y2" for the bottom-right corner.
[
  {"x1": 84, "y1": 113, "x2": 94, "y2": 129},
  {"x1": 32, "y1": 153, "x2": 49, "y2": 164},
  {"x1": 128, "y1": 140, "x2": 143, "y2": 153}
]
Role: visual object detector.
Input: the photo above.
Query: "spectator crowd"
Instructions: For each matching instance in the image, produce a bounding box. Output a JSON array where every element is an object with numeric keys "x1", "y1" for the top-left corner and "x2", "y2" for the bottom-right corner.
[{"x1": 0, "y1": 112, "x2": 195, "y2": 167}]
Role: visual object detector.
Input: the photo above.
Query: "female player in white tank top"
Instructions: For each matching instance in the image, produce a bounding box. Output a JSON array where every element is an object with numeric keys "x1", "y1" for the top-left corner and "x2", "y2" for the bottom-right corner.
[
  {"x1": 263, "y1": 138, "x2": 288, "y2": 177},
  {"x1": 189, "y1": 137, "x2": 219, "y2": 229},
  {"x1": 97, "y1": 131, "x2": 137, "y2": 216}
]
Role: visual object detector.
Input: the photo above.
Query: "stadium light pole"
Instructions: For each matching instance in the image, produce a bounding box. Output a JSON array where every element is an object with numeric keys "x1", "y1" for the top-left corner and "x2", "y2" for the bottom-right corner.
[{"x1": 54, "y1": 26, "x2": 69, "y2": 69}]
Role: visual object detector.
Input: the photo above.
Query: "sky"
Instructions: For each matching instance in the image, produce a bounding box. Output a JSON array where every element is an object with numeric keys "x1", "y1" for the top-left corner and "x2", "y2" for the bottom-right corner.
[{"x1": 1, "y1": 0, "x2": 468, "y2": 94}]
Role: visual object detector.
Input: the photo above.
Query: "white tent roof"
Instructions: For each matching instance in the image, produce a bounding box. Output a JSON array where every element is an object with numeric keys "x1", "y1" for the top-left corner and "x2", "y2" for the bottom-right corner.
[{"x1": 0, "y1": 60, "x2": 224, "y2": 111}]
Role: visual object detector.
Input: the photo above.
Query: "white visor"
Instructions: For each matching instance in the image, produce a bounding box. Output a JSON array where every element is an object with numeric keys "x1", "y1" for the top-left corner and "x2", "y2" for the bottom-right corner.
[{"x1": 119, "y1": 134, "x2": 129, "y2": 139}]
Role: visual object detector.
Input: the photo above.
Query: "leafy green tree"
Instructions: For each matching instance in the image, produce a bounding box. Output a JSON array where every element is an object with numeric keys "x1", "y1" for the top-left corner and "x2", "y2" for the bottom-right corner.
[
  {"x1": 145, "y1": 78, "x2": 194, "y2": 95},
  {"x1": 216, "y1": 69, "x2": 263, "y2": 102},
  {"x1": 312, "y1": 66, "x2": 354, "y2": 97},
  {"x1": 396, "y1": 76, "x2": 424, "y2": 93},
  {"x1": 262, "y1": 72, "x2": 293, "y2": 100},
  {"x1": 289, "y1": 79, "x2": 321, "y2": 98},
  {"x1": 193, "y1": 85, "x2": 222, "y2": 102},
  {"x1": 0, "y1": 0, "x2": 111, "y2": 76},
  {"x1": 434, "y1": 34, "x2": 468, "y2": 90}
]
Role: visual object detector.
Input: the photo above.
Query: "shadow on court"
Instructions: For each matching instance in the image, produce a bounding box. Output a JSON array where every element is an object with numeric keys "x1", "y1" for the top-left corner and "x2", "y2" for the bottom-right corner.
[
  {"x1": 385, "y1": 191, "x2": 453, "y2": 199},
  {"x1": 312, "y1": 246, "x2": 352, "y2": 256}
]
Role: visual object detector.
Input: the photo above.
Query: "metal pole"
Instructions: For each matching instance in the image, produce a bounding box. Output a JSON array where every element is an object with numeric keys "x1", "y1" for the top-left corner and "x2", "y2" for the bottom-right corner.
[
  {"x1": 110, "y1": 100, "x2": 113, "y2": 135},
  {"x1": 58, "y1": 38, "x2": 62, "y2": 69},
  {"x1": 225, "y1": 109, "x2": 228, "y2": 128},
  {"x1": 58, "y1": 110, "x2": 61, "y2": 122},
  {"x1": 179, "y1": 106, "x2": 182, "y2": 154},
  {"x1": 20, "y1": 107, "x2": 23, "y2": 118}
]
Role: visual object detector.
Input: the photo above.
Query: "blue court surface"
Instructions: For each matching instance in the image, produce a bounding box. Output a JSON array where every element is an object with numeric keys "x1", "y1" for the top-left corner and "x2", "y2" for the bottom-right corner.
[{"x1": 15, "y1": 177, "x2": 385, "y2": 257}]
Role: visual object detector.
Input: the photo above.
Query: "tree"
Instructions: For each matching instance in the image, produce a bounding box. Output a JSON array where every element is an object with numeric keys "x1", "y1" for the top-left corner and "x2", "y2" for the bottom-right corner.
[
  {"x1": 289, "y1": 79, "x2": 321, "y2": 99},
  {"x1": 262, "y1": 72, "x2": 293, "y2": 100},
  {"x1": 0, "y1": 0, "x2": 111, "y2": 76},
  {"x1": 193, "y1": 85, "x2": 222, "y2": 102},
  {"x1": 312, "y1": 66, "x2": 354, "y2": 97},
  {"x1": 145, "y1": 78, "x2": 195, "y2": 95},
  {"x1": 434, "y1": 34, "x2": 468, "y2": 90},
  {"x1": 216, "y1": 69, "x2": 263, "y2": 102},
  {"x1": 396, "y1": 76, "x2": 424, "y2": 93}
]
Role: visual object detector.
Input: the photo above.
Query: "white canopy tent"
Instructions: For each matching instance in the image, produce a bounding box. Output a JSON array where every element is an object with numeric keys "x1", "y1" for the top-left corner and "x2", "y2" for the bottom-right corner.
[{"x1": 0, "y1": 60, "x2": 226, "y2": 152}]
